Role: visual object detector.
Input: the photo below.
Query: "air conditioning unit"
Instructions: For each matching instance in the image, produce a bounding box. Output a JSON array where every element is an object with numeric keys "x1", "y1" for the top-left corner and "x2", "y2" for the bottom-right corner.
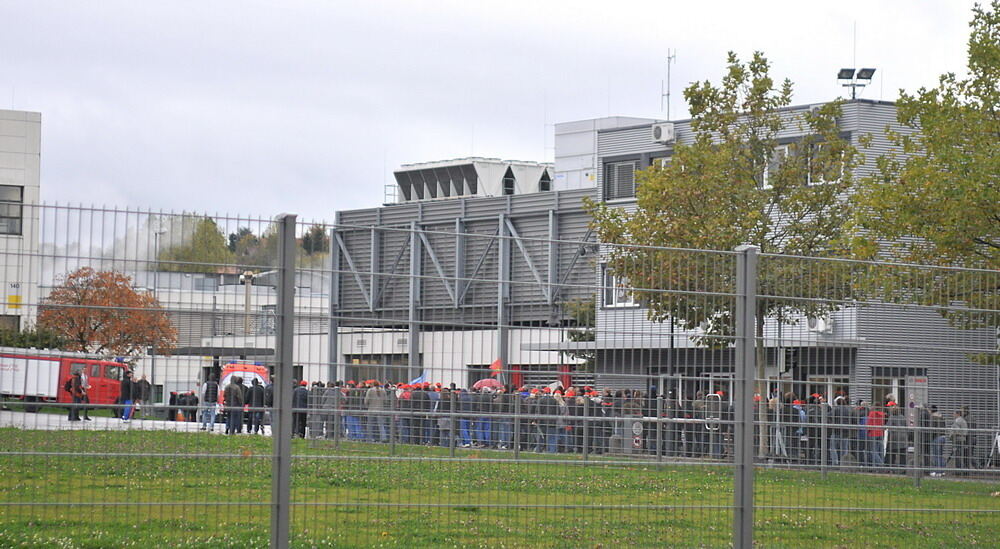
[
  {"x1": 651, "y1": 122, "x2": 675, "y2": 144},
  {"x1": 807, "y1": 315, "x2": 833, "y2": 334}
]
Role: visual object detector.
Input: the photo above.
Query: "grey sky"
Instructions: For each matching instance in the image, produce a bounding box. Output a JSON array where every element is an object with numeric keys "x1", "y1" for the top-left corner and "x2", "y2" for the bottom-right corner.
[{"x1": 0, "y1": 0, "x2": 980, "y2": 221}]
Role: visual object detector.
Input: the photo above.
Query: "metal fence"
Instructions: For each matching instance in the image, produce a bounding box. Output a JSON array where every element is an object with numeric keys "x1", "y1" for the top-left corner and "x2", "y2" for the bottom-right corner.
[{"x1": 0, "y1": 204, "x2": 997, "y2": 547}]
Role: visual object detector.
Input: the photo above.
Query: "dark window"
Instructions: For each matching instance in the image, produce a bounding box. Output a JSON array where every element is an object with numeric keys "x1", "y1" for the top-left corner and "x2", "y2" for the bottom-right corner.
[
  {"x1": 538, "y1": 171, "x2": 552, "y2": 192},
  {"x1": 0, "y1": 185, "x2": 23, "y2": 235},
  {"x1": 603, "y1": 161, "x2": 637, "y2": 200},
  {"x1": 502, "y1": 167, "x2": 516, "y2": 195},
  {"x1": 194, "y1": 276, "x2": 218, "y2": 291},
  {"x1": 0, "y1": 314, "x2": 19, "y2": 332},
  {"x1": 105, "y1": 365, "x2": 124, "y2": 381}
]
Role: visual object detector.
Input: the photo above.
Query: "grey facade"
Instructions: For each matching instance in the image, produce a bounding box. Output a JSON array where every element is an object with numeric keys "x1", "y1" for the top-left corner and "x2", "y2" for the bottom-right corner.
[
  {"x1": 588, "y1": 99, "x2": 998, "y2": 448},
  {"x1": 332, "y1": 188, "x2": 598, "y2": 385}
]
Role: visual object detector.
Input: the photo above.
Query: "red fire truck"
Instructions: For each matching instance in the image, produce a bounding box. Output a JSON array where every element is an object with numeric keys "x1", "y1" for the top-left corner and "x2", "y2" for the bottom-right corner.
[{"x1": 0, "y1": 346, "x2": 132, "y2": 409}]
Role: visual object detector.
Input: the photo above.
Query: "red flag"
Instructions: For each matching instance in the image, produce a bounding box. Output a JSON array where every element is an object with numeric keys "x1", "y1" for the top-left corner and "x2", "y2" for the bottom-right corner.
[{"x1": 489, "y1": 358, "x2": 503, "y2": 377}]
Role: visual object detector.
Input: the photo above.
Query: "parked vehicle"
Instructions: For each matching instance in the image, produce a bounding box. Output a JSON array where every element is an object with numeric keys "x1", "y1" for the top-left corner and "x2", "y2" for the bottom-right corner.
[
  {"x1": 0, "y1": 347, "x2": 131, "y2": 411},
  {"x1": 217, "y1": 362, "x2": 270, "y2": 405}
]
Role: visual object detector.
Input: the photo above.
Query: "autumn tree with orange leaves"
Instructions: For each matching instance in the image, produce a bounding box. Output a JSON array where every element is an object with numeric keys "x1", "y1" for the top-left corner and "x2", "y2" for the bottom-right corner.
[{"x1": 38, "y1": 267, "x2": 177, "y2": 357}]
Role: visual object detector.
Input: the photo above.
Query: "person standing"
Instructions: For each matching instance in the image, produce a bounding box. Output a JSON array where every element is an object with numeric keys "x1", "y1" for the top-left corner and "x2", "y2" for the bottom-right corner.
[
  {"x1": 322, "y1": 381, "x2": 344, "y2": 440},
  {"x1": 927, "y1": 405, "x2": 948, "y2": 476},
  {"x1": 247, "y1": 378, "x2": 266, "y2": 434},
  {"x1": 135, "y1": 374, "x2": 152, "y2": 418},
  {"x1": 948, "y1": 408, "x2": 969, "y2": 474},
  {"x1": 885, "y1": 405, "x2": 908, "y2": 471},
  {"x1": 223, "y1": 376, "x2": 245, "y2": 435},
  {"x1": 364, "y1": 381, "x2": 389, "y2": 442},
  {"x1": 67, "y1": 371, "x2": 84, "y2": 421},
  {"x1": 866, "y1": 405, "x2": 886, "y2": 470},
  {"x1": 120, "y1": 371, "x2": 135, "y2": 422},
  {"x1": 292, "y1": 380, "x2": 309, "y2": 438},
  {"x1": 200, "y1": 374, "x2": 219, "y2": 432}
]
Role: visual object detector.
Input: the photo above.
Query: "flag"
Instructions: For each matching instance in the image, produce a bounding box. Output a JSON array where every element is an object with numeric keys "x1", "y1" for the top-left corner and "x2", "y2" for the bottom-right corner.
[
  {"x1": 408, "y1": 372, "x2": 426, "y2": 385},
  {"x1": 489, "y1": 358, "x2": 503, "y2": 377}
]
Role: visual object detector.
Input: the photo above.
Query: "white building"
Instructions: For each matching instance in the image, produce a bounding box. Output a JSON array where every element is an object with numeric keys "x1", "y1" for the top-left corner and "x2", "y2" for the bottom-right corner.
[
  {"x1": 391, "y1": 158, "x2": 552, "y2": 202},
  {"x1": 0, "y1": 110, "x2": 41, "y2": 332},
  {"x1": 552, "y1": 116, "x2": 658, "y2": 191}
]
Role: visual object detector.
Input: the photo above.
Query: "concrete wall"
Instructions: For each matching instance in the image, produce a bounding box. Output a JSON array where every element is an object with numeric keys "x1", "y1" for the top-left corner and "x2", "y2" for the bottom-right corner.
[{"x1": 0, "y1": 110, "x2": 41, "y2": 331}]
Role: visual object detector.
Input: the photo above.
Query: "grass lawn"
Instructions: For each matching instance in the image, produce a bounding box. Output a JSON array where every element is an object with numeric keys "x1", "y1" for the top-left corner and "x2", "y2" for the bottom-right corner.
[{"x1": 0, "y1": 428, "x2": 997, "y2": 547}]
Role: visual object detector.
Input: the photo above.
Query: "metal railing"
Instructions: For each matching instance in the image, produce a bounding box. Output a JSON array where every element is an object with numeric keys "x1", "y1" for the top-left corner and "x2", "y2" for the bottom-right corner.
[{"x1": 0, "y1": 205, "x2": 996, "y2": 547}]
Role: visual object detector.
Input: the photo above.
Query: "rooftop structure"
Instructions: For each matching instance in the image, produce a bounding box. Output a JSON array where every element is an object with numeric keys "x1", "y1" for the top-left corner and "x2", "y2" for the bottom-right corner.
[{"x1": 392, "y1": 157, "x2": 553, "y2": 203}]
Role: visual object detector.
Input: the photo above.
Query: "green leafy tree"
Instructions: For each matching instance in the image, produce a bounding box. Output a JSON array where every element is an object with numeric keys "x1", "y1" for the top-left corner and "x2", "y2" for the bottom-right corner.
[
  {"x1": 0, "y1": 326, "x2": 66, "y2": 350},
  {"x1": 159, "y1": 218, "x2": 234, "y2": 273},
  {"x1": 586, "y1": 53, "x2": 859, "y2": 450},
  {"x1": 850, "y1": 2, "x2": 999, "y2": 346},
  {"x1": 300, "y1": 225, "x2": 330, "y2": 255},
  {"x1": 228, "y1": 227, "x2": 256, "y2": 253},
  {"x1": 562, "y1": 297, "x2": 596, "y2": 371}
]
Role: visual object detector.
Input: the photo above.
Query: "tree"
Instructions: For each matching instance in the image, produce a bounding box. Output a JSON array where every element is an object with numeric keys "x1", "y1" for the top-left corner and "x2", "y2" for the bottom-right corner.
[
  {"x1": 228, "y1": 227, "x2": 257, "y2": 253},
  {"x1": 38, "y1": 267, "x2": 177, "y2": 357},
  {"x1": 300, "y1": 224, "x2": 330, "y2": 255},
  {"x1": 847, "y1": 3, "x2": 999, "y2": 356},
  {"x1": 562, "y1": 297, "x2": 596, "y2": 371},
  {"x1": 0, "y1": 327, "x2": 65, "y2": 350},
  {"x1": 586, "y1": 52, "x2": 859, "y2": 450},
  {"x1": 159, "y1": 218, "x2": 234, "y2": 273}
]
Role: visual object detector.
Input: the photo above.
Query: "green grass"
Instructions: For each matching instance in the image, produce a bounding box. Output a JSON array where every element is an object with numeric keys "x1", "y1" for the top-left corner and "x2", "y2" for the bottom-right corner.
[{"x1": 0, "y1": 429, "x2": 997, "y2": 547}]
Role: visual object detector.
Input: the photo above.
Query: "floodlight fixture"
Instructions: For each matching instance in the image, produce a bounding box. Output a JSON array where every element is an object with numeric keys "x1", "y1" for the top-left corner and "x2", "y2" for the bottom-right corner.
[
  {"x1": 856, "y1": 68, "x2": 876, "y2": 80},
  {"x1": 839, "y1": 66, "x2": 876, "y2": 99}
]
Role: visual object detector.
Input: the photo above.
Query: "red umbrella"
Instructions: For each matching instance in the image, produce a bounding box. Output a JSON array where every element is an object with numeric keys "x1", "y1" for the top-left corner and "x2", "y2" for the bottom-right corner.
[{"x1": 472, "y1": 378, "x2": 503, "y2": 390}]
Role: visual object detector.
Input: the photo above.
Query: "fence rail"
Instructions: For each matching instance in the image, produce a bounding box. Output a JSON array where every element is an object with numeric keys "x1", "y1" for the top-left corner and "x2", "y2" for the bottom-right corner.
[{"x1": 0, "y1": 205, "x2": 997, "y2": 547}]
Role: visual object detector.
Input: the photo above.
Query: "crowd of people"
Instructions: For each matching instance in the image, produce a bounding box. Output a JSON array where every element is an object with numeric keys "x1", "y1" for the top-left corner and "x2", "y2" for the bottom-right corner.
[
  {"x1": 761, "y1": 391, "x2": 980, "y2": 477},
  {"x1": 181, "y1": 376, "x2": 985, "y2": 475},
  {"x1": 64, "y1": 368, "x2": 152, "y2": 422}
]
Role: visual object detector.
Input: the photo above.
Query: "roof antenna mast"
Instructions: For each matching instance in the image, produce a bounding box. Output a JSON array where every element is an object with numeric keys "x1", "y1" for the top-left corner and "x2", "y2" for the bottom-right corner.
[{"x1": 661, "y1": 49, "x2": 677, "y2": 120}]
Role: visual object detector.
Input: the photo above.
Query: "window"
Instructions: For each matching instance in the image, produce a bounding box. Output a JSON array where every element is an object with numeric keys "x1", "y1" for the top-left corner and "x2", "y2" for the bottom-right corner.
[
  {"x1": 603, "y1": 160, "x2": 637, "y2": 200},
  {"x1": 194, "y1": 276, "x2": 218, "y2": 291},
  {"x1": 0, "y1": 185, "x2": 23, "y2": 235},
  {"x1": 104, "y1": 365, "x2": 124, "y2": 381},
  {"x1": 602, "y1": 265, "x2": 637, "y2": 307},
  {"x1": 762, "y1": 145, "x2": 789, "y2": 189},
  {"x1": 0, "y1": 314, "x2": 19, "y2": 332},
  {"x1": 502, "y1": 167, "x2": 516, "y2": 195},
  {"x1": 653, "y1": 157, "x2": 671, "y2": 169},
  {"x1": 806, "y1": 142, "x2": 845, "y2": 185},
  {"x1": 538, "y1": 171, "x2": 551, "y2": 192},
  {"x1": 70, "y1": 363, "x2": 88, "y2": 375}
]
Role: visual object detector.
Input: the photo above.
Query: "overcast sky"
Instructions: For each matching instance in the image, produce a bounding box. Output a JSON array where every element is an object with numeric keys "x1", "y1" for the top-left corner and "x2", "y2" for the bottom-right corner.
[{"x1": 0, "y1": 0, "x2": 981, "y2": 221}]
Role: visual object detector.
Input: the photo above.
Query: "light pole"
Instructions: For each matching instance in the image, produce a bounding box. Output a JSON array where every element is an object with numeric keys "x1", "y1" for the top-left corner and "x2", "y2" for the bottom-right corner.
[
  {"x1": 151, "y1": 225, "x2": 167, "y2": 404},
  {"x1": 241, "y1": 270, "x2": 255, "y2": 335}
]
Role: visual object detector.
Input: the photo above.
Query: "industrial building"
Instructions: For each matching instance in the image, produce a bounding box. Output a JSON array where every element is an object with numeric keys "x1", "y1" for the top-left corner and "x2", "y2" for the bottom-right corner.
[{"x1": 0, "y1": 109, "x2": 41, "y2": 333}]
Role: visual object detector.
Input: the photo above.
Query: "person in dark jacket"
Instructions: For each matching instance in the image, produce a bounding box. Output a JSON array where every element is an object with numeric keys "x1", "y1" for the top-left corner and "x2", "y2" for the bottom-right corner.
[
  {"x1": 292, "y1": 380, "x2": 309, "y2": 438},
  {"x1": 68, "y1": 371, "x2": 84, "y2": 421},
  {"x1": 409, "y1": 385, "x2": 430, "y2": 445},
  {"x1": 120, "y1": 371, "x2": 135, "y2": 422},
  {"x1": 223, "y1": 376, "x2": 245, "y2": 435},
  {"x1": 247, "y1": 378, "x2": 267, "y2": 434},
  {"x1": 134, "y1": 374, "x2": 152, "y2": 418}
]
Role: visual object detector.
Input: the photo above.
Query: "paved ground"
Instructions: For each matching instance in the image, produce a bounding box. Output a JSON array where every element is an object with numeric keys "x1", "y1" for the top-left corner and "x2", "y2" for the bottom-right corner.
[{"x1": 0, "y1": 408, "x2": 272, "y2": 435}]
